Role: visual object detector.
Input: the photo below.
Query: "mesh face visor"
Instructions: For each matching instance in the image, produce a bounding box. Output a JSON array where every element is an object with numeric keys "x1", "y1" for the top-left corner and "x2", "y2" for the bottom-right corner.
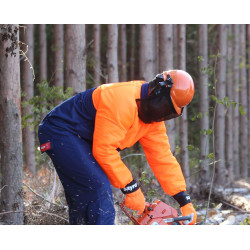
[{"x1": 136, "y1": 87, "x2": 183, "y2": 124}]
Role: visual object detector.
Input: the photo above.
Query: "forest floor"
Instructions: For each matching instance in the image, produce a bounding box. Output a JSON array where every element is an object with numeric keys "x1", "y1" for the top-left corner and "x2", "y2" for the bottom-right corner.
[{"x1": 20, "y1": 166, "x2": 250, "y2": 225}]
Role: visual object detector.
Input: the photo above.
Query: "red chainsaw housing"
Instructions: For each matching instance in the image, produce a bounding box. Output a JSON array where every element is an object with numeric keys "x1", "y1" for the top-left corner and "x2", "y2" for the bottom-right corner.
[{"x1": 120, "y1": 199, "x2": 185, "y2": 225}]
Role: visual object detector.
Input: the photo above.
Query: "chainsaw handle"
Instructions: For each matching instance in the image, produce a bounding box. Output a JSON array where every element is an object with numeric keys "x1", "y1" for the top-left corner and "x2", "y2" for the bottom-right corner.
[
  {"x1": 172, "y1": 215, "x2": 192, "y2": 222},
  {"x1": 163, "y1": 215, "x2": 192, "y2": 223}
]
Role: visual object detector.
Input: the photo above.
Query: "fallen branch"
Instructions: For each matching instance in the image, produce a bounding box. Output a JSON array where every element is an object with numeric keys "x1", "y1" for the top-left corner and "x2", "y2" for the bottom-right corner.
[
  {"x1": 221, "y1": 200, "x2": 250, "y2": 214},
  {"x1": 40, "y1": 211, "x2": 69, "y2": 223},
  {"x1": 23, "y1": 183, "x2": 66, "y2": 209},
  {"x1": 0, "y1": 210, "x2": 23, "y2": 216}
]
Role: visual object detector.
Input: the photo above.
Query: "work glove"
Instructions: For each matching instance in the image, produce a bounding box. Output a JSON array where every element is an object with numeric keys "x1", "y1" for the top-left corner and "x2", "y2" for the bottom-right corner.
[
  {"x1": 172, "y1": 191, "x2": 197, "y2": 225},
  {"x1": 181, "y1": 203, "x2": 197, "y2": 225},
  {"x1": 121, "y1": 180, "x2": 145, "y2": 214}
]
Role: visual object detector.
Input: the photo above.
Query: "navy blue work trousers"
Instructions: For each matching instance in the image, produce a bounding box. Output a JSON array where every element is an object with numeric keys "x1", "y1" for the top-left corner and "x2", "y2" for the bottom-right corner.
[{"x1": 38, "y1": 124, "x2": 115, "y2": 225}]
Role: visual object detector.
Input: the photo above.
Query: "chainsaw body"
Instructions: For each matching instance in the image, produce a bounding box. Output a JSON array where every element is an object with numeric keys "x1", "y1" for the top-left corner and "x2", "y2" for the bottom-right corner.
[{"x1": 120, "y1": 199, "x2": 186, "y2": 225}]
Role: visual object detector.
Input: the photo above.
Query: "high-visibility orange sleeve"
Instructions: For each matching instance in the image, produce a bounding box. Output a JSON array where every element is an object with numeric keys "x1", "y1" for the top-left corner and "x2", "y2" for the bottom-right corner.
[
  {"x1": 92, "y1": 82, "x2": 143, "y2": 188},
  {"x1": 139, "y1": 121, "x2": 186, "y2": 196}
]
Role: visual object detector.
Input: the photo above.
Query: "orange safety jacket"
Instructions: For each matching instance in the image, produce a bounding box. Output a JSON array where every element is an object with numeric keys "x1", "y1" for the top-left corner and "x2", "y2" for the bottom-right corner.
[{"x1": 92, "y1": 80, "x2": 186, "y2": 196}]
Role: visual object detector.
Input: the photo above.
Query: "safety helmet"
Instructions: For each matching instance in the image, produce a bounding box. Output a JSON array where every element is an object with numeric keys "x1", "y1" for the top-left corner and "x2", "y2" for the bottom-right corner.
[{"x1": 163, "y1": 70, "x2": 195, "y2": 115}]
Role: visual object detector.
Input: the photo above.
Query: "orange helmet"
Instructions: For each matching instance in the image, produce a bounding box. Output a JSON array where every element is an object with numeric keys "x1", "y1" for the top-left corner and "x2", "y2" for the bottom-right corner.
[{"x1": 163, "y1": 70, "x2": 195, "y2": 115}]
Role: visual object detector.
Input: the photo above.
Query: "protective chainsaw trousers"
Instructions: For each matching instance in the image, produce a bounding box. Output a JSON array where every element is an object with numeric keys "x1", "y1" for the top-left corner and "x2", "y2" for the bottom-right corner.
[{"x1": 38, "y1": 124, "x2": 116, "y2": 225}]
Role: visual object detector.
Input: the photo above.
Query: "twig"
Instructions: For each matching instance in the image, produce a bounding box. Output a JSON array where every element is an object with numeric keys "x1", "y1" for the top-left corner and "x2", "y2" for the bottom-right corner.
[
  {"x1": 0, "y1": 210, "x2": 23, "y2": 216},
  {"x1": 40, "y1": 211, "x2": 69, "y2": 223},
  {"x1": 186, "y1": 160, "x2": 221, "y2": 179},
  {"x1": 23, "y1": 182, "x2": 66, "y2": 209},
  {"x1": 221, "y1": 200, "x2": 250, "y2": 214},
  {"x1": 204, "y1": 52, "x2": 219, "y2": 225},
  {"x1": 121, "y1": 153, "x2": 146, "y2": 160},
  {"x1": 0, "y1": 185, "x2": 7, "y2": 193}
]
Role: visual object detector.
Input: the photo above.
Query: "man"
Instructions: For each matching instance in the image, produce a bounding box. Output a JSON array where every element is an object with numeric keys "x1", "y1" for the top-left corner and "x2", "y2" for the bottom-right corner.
[{"x1": 38, "y1": 69, "x2": 197, "y2": 225}]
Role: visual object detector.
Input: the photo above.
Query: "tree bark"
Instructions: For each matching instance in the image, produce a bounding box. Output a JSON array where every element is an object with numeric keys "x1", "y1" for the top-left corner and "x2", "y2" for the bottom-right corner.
[
  {"x1": 21, "y1": 24, "x2": 36, "y2": 175},
  {"x1": 239, "y1": 24, "x2": 248, "y2": 178},
  {"x1": 129, "y1": 24, "x2": 135, "y2": 80},
  {"x1": 94, "y1": 24, "x2": 101, "y2": 86},
  {"x1": 198, "y1": 24, "x2": 210, "y2": 188},
  {"x1": 54, "y1": 24, "x2": 64, "y2": 88},
  {"x1": 65, "y1": 24, "x2": 86, "y2": 93},
  {"x1": 107, "y1": 24, "x2": 119, "y2": 83},
  {"x1": 39, "y1": 24, "x2": 47, "y2": 82},
  {"x1": 247, "y1": 25, "x2": 250, "y2": 171},
  {"x1": 177, "y1": 24, "x2": 190, "y2": 185},
  {"x1": 159, "y1": 24, "x2": 176, "y2": 154},
  {"x1": 225, "y1": 25, "x2": 234, "y2": 183},
  {"x1": 0, "y1": 24, "x2": 23, "y2": 224},
  {"x1": 214, "y1": 24, "x2": 227, "y2": 185},
  {"x1": 139, "y1": 24, "x2": 157, "y2": 81},
  {"x1": 232, "y1": 25, "x2": 240, "y2": 179},
  {"x1": 119, "y1": 24, "x2": 127, "y2": 82}
]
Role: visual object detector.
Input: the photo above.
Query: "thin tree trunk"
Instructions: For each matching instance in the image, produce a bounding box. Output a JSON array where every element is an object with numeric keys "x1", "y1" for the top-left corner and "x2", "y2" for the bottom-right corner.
[
  {"x1": 65, "y1": 24, "x2": 86, "y2": 93},
  {"x1": 232, "y1": 25, "x2": 240, "y2": 179},
  {"x1": 173, "y1": 24, "x2": 178, "y2": 69},
  {"x1": 119, "y1": 24, "x2": 127, "y2": 82},
  {"x1": 39, "y1": 24, "x2": 47, "y2": 82},
  {"x1": 198, "y1": 24, "x2": 210, "y2": 189},
  {"x1": 214, "y1": 24, "x2": 227, "y2": 185},
  {"x1": 139, "y1": 24, "x2": 157, "y2": 81},
  {"x1": 225, "y1": 25, "x2": 234, "y2": 183},
  {"x1": 247, "y1": 25, "x2": 250, "y2": 171},
  {"x1": 107, "y1": 24, "x2": 119, "y2": 83},
  {"x1": 129, "y1": 24, "x2": 135, "y2": 80},
  {"x1": 21, "y1": 24, "x2": 36, "y2": 175},
  {"x1": 177, "y1": 24, "x2": 190, "y2": 186},
  {"x1": 54, "y1": 24, "x2": 64, "y2": 88},
  {"x1": 94, "y1": 24, "x2": 101, "y2": 86},
  {"x1": 239, "y1": 24, "x2": 248, "y2": 178},
  {"x1": 159, "y1": 24, "x2": 176, "y2": 154},
  {"x1": 0, "y1": 24, "x2": 23, "y2": 224}
]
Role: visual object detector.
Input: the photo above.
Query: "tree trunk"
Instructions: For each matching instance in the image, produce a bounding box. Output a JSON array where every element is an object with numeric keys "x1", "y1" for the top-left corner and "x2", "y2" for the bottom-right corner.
[
  {"x1": 94, "y1": 24, "x2": 101, "y2": 86},
  {"x1": 21, "y1": 24, "x2": 36, "y2": 175},
  {"x1": 0, "y1": 24, "x2": 23, "y2": 224},
  {"x1": 239, "y1": 24, "x2": 248, "y2": 178},
  {"x1": 119, "y1": 24, "x2": 127, "y2": 82},
  {"x1": 129, "y1": 24, "x2": 135, "y2": 80},
  {"x1": 232, "y1": 25, "x2": 240, "y2": 179},
  {"x1": 247, "y1": 25, "x2": 250, "y2": 171},
  {"x1": 173, "y1": 24, "x2": 178, "y2": 68},
  {"x1": 65, "y1": 24, "x2": 86, "y2": 93},
  {"x1": 225, "y1": 25, "x2": 234, "y2": 183},
  {"x1": 177, "y1": 25, "x2": 190, "y2": 186},
  {"x1": 198, "y1": 24, "x2": 210, "y2": 188},
  {"x1": 139, "y1": 24, "x2": 157, "y2": 81},
  {"x1": 39, "y1": 24, "x2": 47, "y2": 82},
  {"x1": 159, "y1": 24, "x2": 176, "y2": 154},
  {"x1": 107, "y1": 24, "x2": 119, "y2": 83},
  {"x1": 54, "y1": 24, "x2": 64, "y2": 88},
  {"x1": 214, "y1": 24, "x2": 227, "y2": 185}
]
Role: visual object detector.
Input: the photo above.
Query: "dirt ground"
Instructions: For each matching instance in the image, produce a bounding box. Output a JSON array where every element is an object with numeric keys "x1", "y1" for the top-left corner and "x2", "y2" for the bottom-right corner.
[{"x1": 19, "y1": 167, "x2": 250, "y2": 225}]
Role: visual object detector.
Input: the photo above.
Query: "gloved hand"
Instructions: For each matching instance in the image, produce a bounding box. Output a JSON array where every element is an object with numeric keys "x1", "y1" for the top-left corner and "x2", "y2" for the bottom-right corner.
[
  {"x1": 181, "y1": 203, "x2": 197, "y2": 225},
  {"x1": 124, "y1": 188, "x2": 145, "y2": 214},
  {"x1": 172, "y1": 191, "x2": 197, "y2": 225},
  {"x1": 121, "y1": 180, "x2": 145, "y2": 214}
]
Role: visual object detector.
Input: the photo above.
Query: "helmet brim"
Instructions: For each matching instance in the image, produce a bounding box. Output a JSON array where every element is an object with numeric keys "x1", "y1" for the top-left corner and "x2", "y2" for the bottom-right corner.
[{"x1": 171, "y1": 97, "x2": 182, "y2": 115}]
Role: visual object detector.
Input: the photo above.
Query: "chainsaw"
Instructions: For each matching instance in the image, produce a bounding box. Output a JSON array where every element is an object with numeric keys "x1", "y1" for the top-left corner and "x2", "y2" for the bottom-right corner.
[{"x1": 120, "y1": 199, "x2": 193, "y2": 225}]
